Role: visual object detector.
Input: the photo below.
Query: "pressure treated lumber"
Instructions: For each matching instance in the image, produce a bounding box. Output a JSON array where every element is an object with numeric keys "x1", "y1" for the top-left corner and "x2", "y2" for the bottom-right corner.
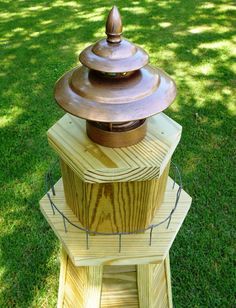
[
  {"x1": 40, "y1": 177, "x2": 192, "y2": 266},
  {"x1": 137, "y1": 264, "x2": 170, "y2": 308},
  {"x1": 57, "y1": 248, "x2": 172, "y2": 308},
  {"x1": 47, "y1": 112, "x2": 182, "y2": 184},
  {"x1": 57, "y1": 249, "x2": 103, "y2": 308},
  {"x1": 101, "y1": 265, "x2": 139, "y2": 307},
  {"x1": 57, "y1": 248, "x2": 68, "y2": 307},
  {"x1": 60, "y1": 158, "x2": 170, "y2": 233},
  {"x1": 48, "y1": 112, "x2": 181, "y2": 233},
  {"x1": 137, "y1": 257, "x2": 173, "y2": 308},
  {"x1": 164, "y1": 254, "x2": 173, "y2": 308},
  {"x1": 137, "y1": 264, "x2": 153, "y2": 307}
]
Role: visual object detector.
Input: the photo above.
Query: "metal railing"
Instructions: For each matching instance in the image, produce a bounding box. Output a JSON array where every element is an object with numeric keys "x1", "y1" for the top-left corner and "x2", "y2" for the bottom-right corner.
[{"x1": 45, "y1": 161, "x2": 182, "y2": 252}]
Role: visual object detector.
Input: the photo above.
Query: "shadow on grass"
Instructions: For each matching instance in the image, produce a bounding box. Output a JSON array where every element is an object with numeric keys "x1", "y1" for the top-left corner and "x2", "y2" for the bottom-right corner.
[{"x1": 0, "y1": 0, "x2": 235, "y2": 306}]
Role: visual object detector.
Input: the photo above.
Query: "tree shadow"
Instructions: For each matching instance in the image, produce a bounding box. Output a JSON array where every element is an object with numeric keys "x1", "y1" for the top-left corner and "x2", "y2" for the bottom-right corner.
[{"x1": 0, "y1": 0, "x2": 235, "y2": 306}]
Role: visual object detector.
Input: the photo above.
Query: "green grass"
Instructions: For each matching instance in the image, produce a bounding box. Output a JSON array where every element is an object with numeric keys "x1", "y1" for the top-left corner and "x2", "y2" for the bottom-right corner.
[{"x1": 0, "y1": 0, "x2": 235, "y2": 307}]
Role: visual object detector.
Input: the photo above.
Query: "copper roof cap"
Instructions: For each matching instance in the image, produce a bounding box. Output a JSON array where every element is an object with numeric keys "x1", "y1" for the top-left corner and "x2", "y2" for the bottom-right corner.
[{"x1": 54, "y1": 6, "x2": 177, "y2": 147}]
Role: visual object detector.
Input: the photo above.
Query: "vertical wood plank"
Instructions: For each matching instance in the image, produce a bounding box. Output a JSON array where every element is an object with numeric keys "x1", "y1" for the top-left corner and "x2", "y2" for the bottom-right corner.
[
  {"x1": 164, "y1": 254, "x2": 173, "y2": 308},
  {"x1": 57, "y1": 247, "x2": 68, "y2": 308},
  {"x1": 155, "y1": 161, "x2": 170, "y2": 211},
  {"x1": 60, "y1": 159, "x2": 87, "y2": 226},
  {"x1": 63, "y1": 258, "x2": 85, "y2": 307},
  {"x1": 84, "y1": 266, "x2": 103, "y2": 308},
  {"x1": 137, "y1": 264, "x2": 154, "y2": 308}
]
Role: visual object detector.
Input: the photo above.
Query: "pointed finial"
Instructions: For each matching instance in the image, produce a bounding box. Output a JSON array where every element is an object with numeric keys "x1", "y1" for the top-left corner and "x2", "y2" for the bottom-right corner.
[{"x1": 106, "y1": 6, "x2": 123, "y2": 43}]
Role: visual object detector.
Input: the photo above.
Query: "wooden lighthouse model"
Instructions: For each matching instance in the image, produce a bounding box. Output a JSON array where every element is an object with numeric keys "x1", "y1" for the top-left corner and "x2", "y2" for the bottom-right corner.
[{"x1": 40, "y1": 6, "x2": 192, "y2": 307}]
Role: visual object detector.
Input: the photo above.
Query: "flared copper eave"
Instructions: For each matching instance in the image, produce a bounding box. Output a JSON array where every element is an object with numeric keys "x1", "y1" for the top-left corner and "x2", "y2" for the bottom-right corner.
[
  {"x1": 54, "y1": 6, "x2": 177, "y2": 148},
  {"x1": 79, "y1": 39, "x2": 149, "y2": 73},
  {"x1": 54, "y1": 65, "x2": 176, "y2": 123}
]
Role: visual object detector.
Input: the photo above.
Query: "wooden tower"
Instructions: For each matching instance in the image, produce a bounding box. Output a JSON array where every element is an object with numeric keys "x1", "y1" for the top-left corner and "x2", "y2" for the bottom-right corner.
[{"x1": 40, "y1": 6, "x2": 192, "y2": 307}]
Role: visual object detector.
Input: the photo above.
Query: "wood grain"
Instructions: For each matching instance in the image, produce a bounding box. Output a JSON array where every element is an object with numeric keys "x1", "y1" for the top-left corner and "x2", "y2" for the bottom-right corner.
[
  {"x1": 49, "y1": 111, "x2": 180, "y2": 233},
  {"x1": 40, "y1": 177, "x2": 192, "y2": 266},
  {"x1": 137, "y1": 264, "x2": 153, "y2": 307},
  {"x1": 57, "y1": 248, "x2": 68, "y2": 308},
  {"x1": 47, "y1": 112, "x2": 182, "y2": 183},
  {"x1": 58, "y1": 248, "x2": 103, "y2": 308},
  {"x1": 63, "y1": 256, "x2": 85, "y2": 307},
  {"x1": 137, "y1": 259, "x2": 171, "y2": 308},
  {"x1": 101, "y1": 265, "x2": 139, "y2": 307},
  {"x1": 84, "y1": 266, "x2": 103, "y2": 308},
  {"x1": 60, "y1": 158, "x2": 170, "y2": 233},
  {"x1": 58, "y1": 253, "x2": 172, "y2": 308},
  {"x1": 57, "y1": 235, "x2": 172, "y2": 307},
  {"x1": 164, "y1": 254, "x2": 173, "y2": 308},
  {"x1": 153, "y1": 263, "x2": 167, "y2": 308}
]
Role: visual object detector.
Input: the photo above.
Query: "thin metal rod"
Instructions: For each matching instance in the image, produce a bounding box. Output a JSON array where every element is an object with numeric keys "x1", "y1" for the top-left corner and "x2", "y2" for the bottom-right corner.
[
  {"x1": 47, "y1": 192, "x2": 55, "y2": 215},
  {"x1": 167, "y1": 186, "x2": 181, "y2": 229},
  {"x1": 86, "y1": 231, "x2": 89, "y2": 250},
  {"x1": 149, "y1": 225, "x2": 154, "y2": 246},
  {"x1": 63, "y1": 216, "x2": 67, "y2": 233},
  {"x1": 45, "y1": 184, "x2": 182, "y2": 235},
  {"x1": 44, "y1": 161, "x2": 183, "y2": 242},
  {"x1": 167, "y1": 214, "x2": 172, "y2": 229}
]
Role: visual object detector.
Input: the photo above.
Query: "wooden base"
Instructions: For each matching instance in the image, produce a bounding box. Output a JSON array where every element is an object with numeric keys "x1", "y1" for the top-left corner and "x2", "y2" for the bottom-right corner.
[{"x1": 58, "y1": 248, "x2": 173, "y2": 308}]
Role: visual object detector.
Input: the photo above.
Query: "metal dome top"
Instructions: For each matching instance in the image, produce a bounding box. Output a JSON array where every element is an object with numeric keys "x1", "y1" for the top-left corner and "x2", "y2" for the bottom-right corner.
[
  {"x1": 54, "y1": 6, "x2": 177, "y2": 147},
  {"x1": 79, "y1": 6, "x2": 149, "y2": 73}
]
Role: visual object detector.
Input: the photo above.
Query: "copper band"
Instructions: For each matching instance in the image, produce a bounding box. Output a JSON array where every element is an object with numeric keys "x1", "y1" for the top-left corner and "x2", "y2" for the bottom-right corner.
[{"x1": 86, "y1": 119, "x2": 147, "y2": 147}]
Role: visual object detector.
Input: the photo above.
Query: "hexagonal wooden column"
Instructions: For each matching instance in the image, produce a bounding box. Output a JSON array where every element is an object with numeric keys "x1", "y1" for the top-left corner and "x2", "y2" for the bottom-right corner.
[
  {"x1": 40, "y1": 111, "x2": 192, "y2": 307},
  {"x1": 47, "y1": 112, "x2": 181, "y2": 234}
]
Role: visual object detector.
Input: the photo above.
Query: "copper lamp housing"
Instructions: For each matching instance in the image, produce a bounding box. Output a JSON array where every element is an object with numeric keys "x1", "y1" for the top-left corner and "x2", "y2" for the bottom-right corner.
[{"x1": 54, "y1": 6, "x2": 177, "y2": 147}]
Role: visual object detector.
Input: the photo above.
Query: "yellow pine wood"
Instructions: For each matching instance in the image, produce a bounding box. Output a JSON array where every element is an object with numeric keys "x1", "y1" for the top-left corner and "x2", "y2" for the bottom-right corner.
[
  {"x1": 57, "y1": 252, "x2": 172, "y2": 308},
  {"x1": 63, "y1": 257, "x2": 85, "y2": 307},
  {"x1": 101, "y1": 265, "x2": 139, "y2": 307},
  {"x1": 154, "y1": 161, "x2": 170, "y2": 212},
  {"x1": 153, "y1": 264, "x2": 167, "y2": 307},
  {"x1": 40, "y1": 177, "x2": 192, "y2": 266},
  {"x1": 84, "y1": 266, "x2": 103, "y2": 308},
  {"x1": 103, "y1": 265, "x2": 136, "y2": 273},
  {"x1": 57, "y1": 248, "x2": 69, "y2": 308},
  {"x1": 60, "y1": 158, "x2": 170, "y2": 233},
  {"x1": 47, "y1": 113, "x2": 182, "y2": 184},
  {"x1": 136, "y1": 260, "x2": 170, "y2": 308},
  {"x1": 58, "y1": 249, "x2": 103, "y2": 308},
  {"x1": 60, "y1": 159, "x2": 87, "y2": 227},
  {"x1": 164, "y1": 254, "x2": 173, "y2": 308},
  {"x1": 137, "y1": 264, "x2": 153, "y2": 307}
]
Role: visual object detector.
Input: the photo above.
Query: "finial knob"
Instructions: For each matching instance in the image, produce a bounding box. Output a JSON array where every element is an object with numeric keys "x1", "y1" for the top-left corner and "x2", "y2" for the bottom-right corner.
[{"x1": 106, "y1": 6, "x2": 122, "y2": 43}]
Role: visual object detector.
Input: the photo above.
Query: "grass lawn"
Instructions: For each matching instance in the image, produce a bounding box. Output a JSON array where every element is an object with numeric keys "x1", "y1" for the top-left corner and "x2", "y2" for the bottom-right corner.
[{"x1": 0, "y1": 0, "x2": 235, "y2": 307}]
